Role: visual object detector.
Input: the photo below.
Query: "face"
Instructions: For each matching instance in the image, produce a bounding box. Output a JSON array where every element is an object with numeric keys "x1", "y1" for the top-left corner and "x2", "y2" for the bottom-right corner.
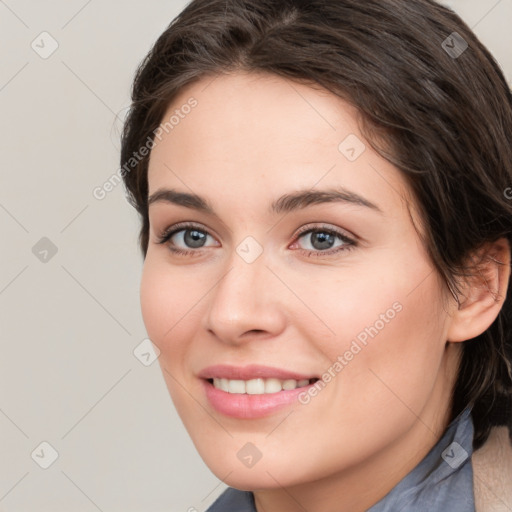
[{"x1": 141, "y1": 71, "x2": 459, "y2": 491}]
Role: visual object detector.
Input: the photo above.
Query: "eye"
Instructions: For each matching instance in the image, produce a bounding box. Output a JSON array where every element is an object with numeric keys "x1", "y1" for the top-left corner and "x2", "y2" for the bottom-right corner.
[
  {"x1": 155, "y1": 222, "x2": 218, "y2": 256},
  {"x1": 291, "y1": 224, "x2": 356, "y2": 257}
]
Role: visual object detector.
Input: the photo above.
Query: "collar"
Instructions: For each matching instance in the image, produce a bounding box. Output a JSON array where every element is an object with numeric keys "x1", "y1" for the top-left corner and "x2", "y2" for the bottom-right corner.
[{"x1": 368, "y1": 406, "x2": 475, "y2": 511}]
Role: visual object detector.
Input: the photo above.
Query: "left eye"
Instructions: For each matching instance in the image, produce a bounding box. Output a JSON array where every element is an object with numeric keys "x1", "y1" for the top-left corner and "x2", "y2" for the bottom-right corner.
[{"x1": 295, "y1": 229, "x2": 350, "y2": 251}]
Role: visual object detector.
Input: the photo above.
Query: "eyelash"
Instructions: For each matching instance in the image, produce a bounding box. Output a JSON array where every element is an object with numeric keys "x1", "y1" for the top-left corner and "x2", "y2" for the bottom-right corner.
[{"x1": 155, "y1": 221, "x2": 357, "y2": 258}]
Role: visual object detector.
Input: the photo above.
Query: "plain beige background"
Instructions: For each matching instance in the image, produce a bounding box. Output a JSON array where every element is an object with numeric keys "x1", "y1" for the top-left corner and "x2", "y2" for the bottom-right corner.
[{"x1": 0, "y1": 1, "x2": 511, "y2": 511}]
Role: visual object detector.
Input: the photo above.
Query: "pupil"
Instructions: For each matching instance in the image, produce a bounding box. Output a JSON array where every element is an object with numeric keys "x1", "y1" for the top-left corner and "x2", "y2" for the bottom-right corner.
[{"x1": 312, "y1": 232, "x2": 334, "y2": 250}]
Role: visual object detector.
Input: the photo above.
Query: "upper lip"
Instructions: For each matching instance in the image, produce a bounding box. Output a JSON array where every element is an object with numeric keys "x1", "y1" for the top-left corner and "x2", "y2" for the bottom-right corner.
[{"x1": 198, "y1": 364, "x2": 318, "y2": 381}]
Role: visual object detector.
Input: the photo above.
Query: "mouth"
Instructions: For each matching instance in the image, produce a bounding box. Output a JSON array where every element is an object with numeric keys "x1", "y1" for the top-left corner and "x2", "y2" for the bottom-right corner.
[
  {"x1": 201, "y1": 375, "x2": 321, "y2": 419},
  {"x1": 205, "y1": 377, "x2": 320, "y2": 394},
  {"x1": 198, "y1": 364, "x2": 322, "y2": 418}
]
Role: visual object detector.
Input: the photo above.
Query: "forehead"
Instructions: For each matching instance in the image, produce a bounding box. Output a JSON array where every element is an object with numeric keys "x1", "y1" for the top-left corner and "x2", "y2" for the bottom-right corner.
[
  {"x1": 152, "y1": 71, "x2": 361, "y2": 156},
  {"x1": 147, "y1": 71, "x2": 412, "y2": 218}
]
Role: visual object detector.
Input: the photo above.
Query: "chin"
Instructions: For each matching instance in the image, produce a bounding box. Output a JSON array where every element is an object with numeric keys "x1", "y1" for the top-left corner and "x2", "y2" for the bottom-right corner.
[{"x1": 200, "y1": 447, "x2": 319, "y2": 491}]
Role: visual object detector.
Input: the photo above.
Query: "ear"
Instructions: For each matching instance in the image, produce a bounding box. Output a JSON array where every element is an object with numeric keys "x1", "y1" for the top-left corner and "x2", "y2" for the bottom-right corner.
[{"x1": 447, "y1": 237, "x2": 511, "y2": 343}]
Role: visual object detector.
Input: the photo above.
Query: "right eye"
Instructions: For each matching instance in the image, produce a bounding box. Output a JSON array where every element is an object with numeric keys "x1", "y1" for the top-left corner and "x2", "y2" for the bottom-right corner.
[{"x1": 156, "y1": 222, "x2": 219, "y2": 255}]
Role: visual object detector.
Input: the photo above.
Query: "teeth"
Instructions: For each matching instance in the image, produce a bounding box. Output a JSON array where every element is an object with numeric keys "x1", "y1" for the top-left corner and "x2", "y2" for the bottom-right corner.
[
  {"x1": 265, "y1": 378, "x2": 282, "y2": 394},
  {"x1": 212, "y1": 377, "x2": 314, "y2": 394},
  {"x1": 228, "y1": 379, "x2": 245, "y2": 394}
]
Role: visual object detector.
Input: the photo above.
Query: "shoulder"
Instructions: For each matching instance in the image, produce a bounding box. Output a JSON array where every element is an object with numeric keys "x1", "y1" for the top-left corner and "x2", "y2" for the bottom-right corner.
[
  {"x1": 205, "y1": 487, "x2": 256, "y2": 512},
  {"x1": 472, "y1": 426, "x2": 512, "y2": 512}
]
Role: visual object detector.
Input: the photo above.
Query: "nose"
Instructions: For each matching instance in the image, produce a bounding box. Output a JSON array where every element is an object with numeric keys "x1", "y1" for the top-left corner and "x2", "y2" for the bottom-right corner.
[{"x1": 202, "y1": 246, "x2": 286, "y2": 346}]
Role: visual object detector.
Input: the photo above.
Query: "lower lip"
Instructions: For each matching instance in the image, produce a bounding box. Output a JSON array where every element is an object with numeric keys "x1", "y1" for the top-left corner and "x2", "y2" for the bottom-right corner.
[{"x1": 202, "y1": 379, "x2": 317, "y2": 419}]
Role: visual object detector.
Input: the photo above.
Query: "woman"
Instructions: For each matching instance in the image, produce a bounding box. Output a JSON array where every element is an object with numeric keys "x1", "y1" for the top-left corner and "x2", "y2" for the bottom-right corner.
[{"x1": 120, "y1": 0, "x2": 512, "y2": 510}]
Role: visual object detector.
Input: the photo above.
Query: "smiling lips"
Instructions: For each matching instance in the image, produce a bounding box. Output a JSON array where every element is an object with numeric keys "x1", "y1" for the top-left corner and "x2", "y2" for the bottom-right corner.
[{"x1": 198, "y1": 364, "x2": 320, "y2": 418}]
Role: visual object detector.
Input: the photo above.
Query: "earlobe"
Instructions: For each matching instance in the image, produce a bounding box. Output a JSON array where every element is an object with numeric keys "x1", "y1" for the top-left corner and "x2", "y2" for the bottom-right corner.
[{"x1": 446, "y1": 237, "x2": 511, "y2": 343}]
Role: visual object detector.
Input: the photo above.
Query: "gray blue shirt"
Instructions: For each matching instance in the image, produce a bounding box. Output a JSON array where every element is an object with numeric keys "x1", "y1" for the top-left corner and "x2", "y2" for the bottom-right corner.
[{"x1": 206, "y1": 407, "x2": 475, "y2": 511}]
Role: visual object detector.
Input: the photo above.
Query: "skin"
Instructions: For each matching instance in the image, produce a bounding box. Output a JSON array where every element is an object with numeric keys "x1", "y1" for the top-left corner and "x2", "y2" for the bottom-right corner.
[{"x1": 140, "y1": 71, "x2": 510, "y2": 512}]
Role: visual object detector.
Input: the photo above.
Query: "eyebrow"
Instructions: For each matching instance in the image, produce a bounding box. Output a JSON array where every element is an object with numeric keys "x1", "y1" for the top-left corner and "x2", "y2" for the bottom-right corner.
[{"x1": 147, "y1": 187, "x2": 384, "y2": 216}]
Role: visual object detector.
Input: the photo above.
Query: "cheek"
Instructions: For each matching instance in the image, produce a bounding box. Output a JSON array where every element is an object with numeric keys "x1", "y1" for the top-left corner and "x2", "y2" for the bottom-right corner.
[
  {"x1": 139, "y1": 255, "x2": 197, "y2": 349},
  {"x1": 139, "y1": 255, "x2": 208, "y2": 369},
  {"x1": 139, "y1": 257, "x2": 198, "y2": 410},
  {"x1": 305, "y1": 254, "x2": 448, "y2": 417},
  {"x1": 273, "y1": 278, "x2": 448, "y2": 481},
  {"x1": 352, "y1": 290, "x2": 444, "y2": 393}
]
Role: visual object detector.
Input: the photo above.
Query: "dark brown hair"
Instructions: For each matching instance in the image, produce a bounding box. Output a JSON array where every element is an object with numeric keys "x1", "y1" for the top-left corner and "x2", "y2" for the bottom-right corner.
[{"x1": 121, "y1": 0, "x2": 512, "y2": 449}]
